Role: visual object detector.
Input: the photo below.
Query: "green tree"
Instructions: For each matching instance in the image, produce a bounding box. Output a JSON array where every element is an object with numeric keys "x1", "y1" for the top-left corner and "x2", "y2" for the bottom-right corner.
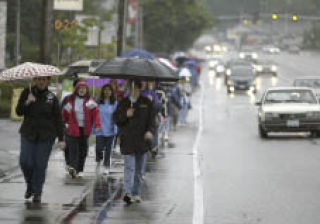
[
  {"x1": 303, "y1": 23, "x2": 320, "y2": 49},
  {"x1": 141, "y1": 0, "x2": 213, "y2": 53}
]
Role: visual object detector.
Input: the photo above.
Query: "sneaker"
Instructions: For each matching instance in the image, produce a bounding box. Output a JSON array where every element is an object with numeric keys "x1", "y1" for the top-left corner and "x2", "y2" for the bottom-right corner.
[
  {"x1": 32, "y1": 194, "x2": 41, "y2": 203},
  {"x1": 102, "y1": 167, "x2": 109, "y2": 175},
  {"x1": 24, "y1": 191, "x2": 32, "y2": 200},
  {"x1": 68, "y1": 167, "x2": 77, "y2": 179},
  {"x1": 123, "y1": 193, "x2": 132, "y2": 205},
  {"x1": 132, "y1": 195, "x2": 142, "y2": 203},
  {"x1": 77, "y1": 172, "x2": 83, "y2": 178}
]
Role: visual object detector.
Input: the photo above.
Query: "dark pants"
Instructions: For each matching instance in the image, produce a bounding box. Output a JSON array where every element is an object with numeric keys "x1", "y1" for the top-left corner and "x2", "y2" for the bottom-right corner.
[
  {"x1": 65, "y1": 128, "x2": 89, "y2": 173},
  {"x1": 20, "y1": 136, "x2": 54, "y2": 195},
  {"x1": 96, "y1": 136, "x2": 114, "y2": 167}
]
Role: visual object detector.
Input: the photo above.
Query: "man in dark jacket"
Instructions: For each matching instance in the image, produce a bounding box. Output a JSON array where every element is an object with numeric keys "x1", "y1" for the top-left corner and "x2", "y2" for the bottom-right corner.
[
  {"x1": 16, "y1": 76, "x2": 65, "y2": 203},
  {"x1": 113, "y1": 80, "x2": 155, "y2": 204}
]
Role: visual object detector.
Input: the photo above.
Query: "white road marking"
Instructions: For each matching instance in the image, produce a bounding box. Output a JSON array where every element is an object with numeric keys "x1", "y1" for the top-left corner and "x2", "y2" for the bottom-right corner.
[{"x1": 193, "y1": 82, "x2": 204, "y2": 224}]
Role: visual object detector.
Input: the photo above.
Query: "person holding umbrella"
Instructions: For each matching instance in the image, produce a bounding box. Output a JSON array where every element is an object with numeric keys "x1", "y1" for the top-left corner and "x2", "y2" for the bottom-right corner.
[
  {"x1": 16, "y1": 76, "x2": 65, "y2": 203},
  {"x1": 113, "y1": 80, "x2": 156, "y2": 204},
  {"x1": 62, "y1": 81, "x2": 101, "y2": 178}
]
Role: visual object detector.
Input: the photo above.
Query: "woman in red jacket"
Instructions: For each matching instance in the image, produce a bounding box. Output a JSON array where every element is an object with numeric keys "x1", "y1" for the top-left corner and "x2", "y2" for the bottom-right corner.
[{"x1": 62, "y1": 81, "x2": 101, "y2": 178}]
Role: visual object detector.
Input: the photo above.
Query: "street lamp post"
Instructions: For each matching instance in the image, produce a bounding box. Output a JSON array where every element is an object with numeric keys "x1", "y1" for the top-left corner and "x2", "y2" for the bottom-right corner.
[{"x1": 117, "y1": 0, "x2": 125, "y2": 56}]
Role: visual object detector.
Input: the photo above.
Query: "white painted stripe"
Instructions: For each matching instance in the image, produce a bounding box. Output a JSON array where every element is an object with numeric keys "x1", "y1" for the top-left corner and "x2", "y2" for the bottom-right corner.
[{"x1": 193, "y1": 83, "x2": 204, "y2": 224}]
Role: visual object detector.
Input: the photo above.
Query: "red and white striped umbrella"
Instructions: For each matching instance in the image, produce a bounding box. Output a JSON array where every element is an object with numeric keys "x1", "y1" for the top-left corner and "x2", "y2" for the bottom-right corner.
[{"x1": 0, "y1": 62, "x2": 61, "y2": 81}]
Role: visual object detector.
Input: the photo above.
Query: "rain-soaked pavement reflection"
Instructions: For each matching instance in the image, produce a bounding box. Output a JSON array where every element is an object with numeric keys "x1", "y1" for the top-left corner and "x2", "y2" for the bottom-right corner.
[{"x1": 62, "y1": 174, "x2": 122, "y2": 224}]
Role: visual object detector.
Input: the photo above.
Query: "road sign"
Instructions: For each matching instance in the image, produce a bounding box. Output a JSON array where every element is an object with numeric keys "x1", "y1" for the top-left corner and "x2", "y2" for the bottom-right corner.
[{"x1": 54, "y1": 0, "x2": 83, "y2": 11}]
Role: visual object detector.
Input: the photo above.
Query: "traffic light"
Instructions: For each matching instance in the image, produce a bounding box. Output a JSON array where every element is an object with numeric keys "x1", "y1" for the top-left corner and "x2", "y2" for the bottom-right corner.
[
  {"x1": 272, "y1": 14, "x2": 278, "y2": 20},
  {"x1": 292, "y1": 14, "x2": 298, "y2": 21}
]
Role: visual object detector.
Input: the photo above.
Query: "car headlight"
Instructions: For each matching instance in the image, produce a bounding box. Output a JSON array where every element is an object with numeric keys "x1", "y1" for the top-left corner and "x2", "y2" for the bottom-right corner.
[
  {"x1": 256, "y1": 65, "x2": 263, "y2": 72},
  {"x1": 239, "y1": 53, "x2": 245, "y2": 58},
  {"x1": 216, "y1": 65, "x2": 225, "y2": 73},
  {"x1": 306, "y1": 111, "x2": 320, "y2": 119},
  {"x1": 252, "y1": 53, "x2": 258, "y2": 59},
  {"x1": 265, "y1": 112, "x2": 279, "y2": 120},
  {"x1": 209, "y1": 61, "x2": 216, "y2": 67},
  {"x1": 227, "y1": 80, "x2": 234, "y2": 85},
  {"x1": 271, "y1": 65, "x2": 277, "y2": 72},
  {"x1": 226, "y1": 69, "x2": 231, "y2": 76}
]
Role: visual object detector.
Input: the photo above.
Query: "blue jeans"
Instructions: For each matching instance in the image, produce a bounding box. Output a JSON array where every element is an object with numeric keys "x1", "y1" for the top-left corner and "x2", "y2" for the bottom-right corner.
[
  {"x1": 20, "y1": 136, "x2": 54, "y2": 195},
  {"x1": 123, "y1": 153, "x2": 147, "y2": 196},
  {"x1": 96, "y1": 136, "x2": 114, "y2": 167},
  {"x1": 178, "y1": 102, "x2": 189, "y2": 124}
]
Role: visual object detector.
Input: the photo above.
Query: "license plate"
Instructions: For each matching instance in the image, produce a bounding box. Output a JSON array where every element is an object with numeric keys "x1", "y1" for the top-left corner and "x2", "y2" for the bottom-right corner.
[
  {"x1": 239, "y1": 85, "x2": 246, "y2": 89},
  {"x1": 287, "y1": 120, "x2": 299, "y2": 127}
]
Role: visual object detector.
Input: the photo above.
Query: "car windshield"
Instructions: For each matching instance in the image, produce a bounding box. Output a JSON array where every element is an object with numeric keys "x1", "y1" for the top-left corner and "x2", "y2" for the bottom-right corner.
[
  {"x1": 264, "y1": 90, "x2": 317, "y2": 104},
  {"x1": 231, "y1": 68, "x2": 254, "y2": 77},
  {"x1": 294, "y1": 79, "x2": 320, "y2": 89},
  {"x1": 230, "y1": 60, "x2": 251, "y2": 67}
]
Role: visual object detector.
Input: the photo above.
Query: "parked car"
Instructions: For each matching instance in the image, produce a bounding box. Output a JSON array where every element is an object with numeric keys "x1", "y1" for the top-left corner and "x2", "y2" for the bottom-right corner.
[
  {"x1": 226, "y1": 66, "x2": 257, "y2": 94},
  {"x1": 256, "y1": 87, "x2": 320, "y2": 138},
  {"x1": 254, "y1": 59, "x2": 278, "y2": 76},
  {"x1": 293, "y1": 77, "x2": 320, "y2": 98}
]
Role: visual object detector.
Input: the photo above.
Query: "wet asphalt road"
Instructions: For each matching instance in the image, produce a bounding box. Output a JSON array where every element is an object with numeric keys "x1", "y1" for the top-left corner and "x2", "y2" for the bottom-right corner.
[{"x1": 202, "y1": 52, "x2": 320, "y2": 224}]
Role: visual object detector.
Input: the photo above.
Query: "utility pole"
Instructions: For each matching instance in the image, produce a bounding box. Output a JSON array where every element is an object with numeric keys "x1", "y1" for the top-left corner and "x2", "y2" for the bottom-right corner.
[
  {"x1": 40, "y1": 0, "x2": 53, "y2": 64},
  {"x1": 117, "y1": 0, "x2": 125, "y2": 56},
  {"x1": 15, "y1": 0, "x2": 20, "y2": 65},
  {"x1": 138, "y1": 2, "x2": 143, "y2": 48}
]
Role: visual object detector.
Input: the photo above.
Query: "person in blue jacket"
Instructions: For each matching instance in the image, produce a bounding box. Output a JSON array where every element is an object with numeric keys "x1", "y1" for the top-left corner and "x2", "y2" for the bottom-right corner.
[{"x1": 95, "y1": 84, "x2": 118, "y2": 175}]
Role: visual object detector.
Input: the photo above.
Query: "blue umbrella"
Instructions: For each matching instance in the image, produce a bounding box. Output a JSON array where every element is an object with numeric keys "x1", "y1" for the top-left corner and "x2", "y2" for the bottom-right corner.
[
  {"x1": 121, "y1": 48, "x2": 155, "y2": 59},
  {"x1": 184, "y1": 59, "x2": 197, "y2": 67}
]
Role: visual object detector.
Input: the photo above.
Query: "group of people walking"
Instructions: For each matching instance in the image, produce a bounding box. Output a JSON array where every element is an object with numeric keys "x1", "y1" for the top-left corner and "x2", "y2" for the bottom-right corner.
[{"x1": 15, "y1": 55, "x2": 199, "y2": 204}]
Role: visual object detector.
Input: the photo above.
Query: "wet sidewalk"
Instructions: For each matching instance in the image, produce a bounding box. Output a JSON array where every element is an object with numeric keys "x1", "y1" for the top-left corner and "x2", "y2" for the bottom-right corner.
[
  {"x1": 0, "y1": 119, "x2": 21, "y2": 176},
  {"x1": 0, "y1": 134, "x2": 123, "y2": 224}
]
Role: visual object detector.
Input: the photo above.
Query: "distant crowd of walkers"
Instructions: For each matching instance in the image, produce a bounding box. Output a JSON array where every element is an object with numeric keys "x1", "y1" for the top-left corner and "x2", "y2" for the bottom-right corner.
[{"x1": 15, "y1": 59, "x2": 201, "y2": 204}]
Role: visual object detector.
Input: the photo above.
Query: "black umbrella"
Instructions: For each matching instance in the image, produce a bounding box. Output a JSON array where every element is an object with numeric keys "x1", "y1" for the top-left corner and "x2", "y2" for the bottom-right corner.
[
  {"x1": 92, "y1": 57, "x2": 179, "y2": 81},
  {"x1": 62, "y1": 59, "x2": 106, "y2": 77}
]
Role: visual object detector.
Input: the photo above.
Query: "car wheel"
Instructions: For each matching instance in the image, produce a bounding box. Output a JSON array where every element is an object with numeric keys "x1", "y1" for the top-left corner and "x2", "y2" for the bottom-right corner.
[{"x1": 259, "y1": 125, "x2": 268, "y2": 138}]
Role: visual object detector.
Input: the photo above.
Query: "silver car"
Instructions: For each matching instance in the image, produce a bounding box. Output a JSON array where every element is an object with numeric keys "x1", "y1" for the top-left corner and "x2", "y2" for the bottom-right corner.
[
  {"x1": 256, "y1": 87, "x2": 320, "y2": 138},
  {"x1": 293, "y1": 77, "x2": 320, "y2": 98}
]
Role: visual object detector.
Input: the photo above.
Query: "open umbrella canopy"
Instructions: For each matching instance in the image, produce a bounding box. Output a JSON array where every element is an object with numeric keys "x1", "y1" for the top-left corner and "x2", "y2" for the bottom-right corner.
[
  {"x1": 0, "y1": 62, "x2": 61, "y2": 81},
  {"x1": 61, "y1": 59, "x2": 106, "y2": 77},
  {"x1": 92, "y1": 57, "x2": 179, "y2": 82},
  {"x1": 157, "y1": 57, "x2": 177, "y2": 71},
  {"x1": 121, "y1": 48, "x2": 155, "y2": 59}
]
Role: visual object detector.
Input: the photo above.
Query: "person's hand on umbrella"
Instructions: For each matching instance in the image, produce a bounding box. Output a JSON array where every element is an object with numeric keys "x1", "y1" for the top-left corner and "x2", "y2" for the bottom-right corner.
[
  {"x1": 144, "y1": 131, "x2": 153, "y2": 140},
  {"x1": 127, "y1": 108, "x2": 135, "y2": 118},
  {"x1": 25, "y1": 93, "x2": 36, "y2": 105}
]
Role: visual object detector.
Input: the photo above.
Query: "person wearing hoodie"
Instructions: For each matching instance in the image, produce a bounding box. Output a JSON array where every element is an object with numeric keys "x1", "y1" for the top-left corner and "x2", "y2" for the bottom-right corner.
[
  {"x1": 16, "y1": 76, "x2": 65, "y2": 203},
  {"x1": 113, "y1": 80, "x2": 156, "y2": 204},
  {"x1": 62, "y1": 81, "x2": 101, "y2": 178},
  {"x1": 94, "y1": 84, "x2": 118, "y2": 175}
]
